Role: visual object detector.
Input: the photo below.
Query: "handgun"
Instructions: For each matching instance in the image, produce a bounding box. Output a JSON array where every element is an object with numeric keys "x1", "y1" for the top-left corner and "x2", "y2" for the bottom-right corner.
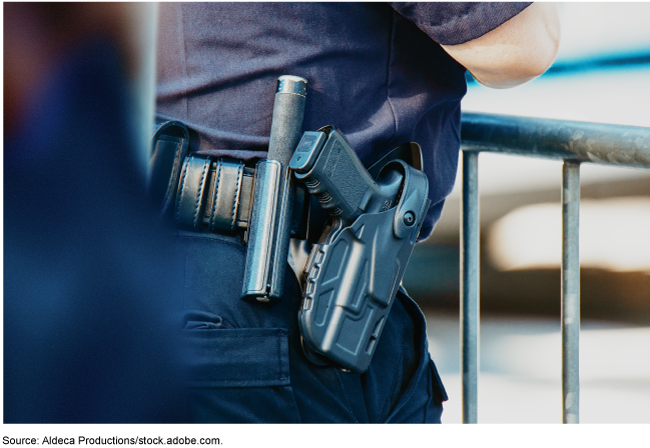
[{"x1": 289, "y1": 126, "x2": 430, "y2": 373}]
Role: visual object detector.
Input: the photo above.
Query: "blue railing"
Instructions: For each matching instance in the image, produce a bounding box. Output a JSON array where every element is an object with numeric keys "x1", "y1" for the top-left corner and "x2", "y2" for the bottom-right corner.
[{"x1": 458, "y1": 113, "x2": 650, "y2": 423}]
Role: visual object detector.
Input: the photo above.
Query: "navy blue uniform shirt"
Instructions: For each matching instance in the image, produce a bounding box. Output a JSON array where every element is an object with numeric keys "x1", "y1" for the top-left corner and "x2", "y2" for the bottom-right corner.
[{"x1": 156, "y1": 2, "x2": 531, "y2": 239}]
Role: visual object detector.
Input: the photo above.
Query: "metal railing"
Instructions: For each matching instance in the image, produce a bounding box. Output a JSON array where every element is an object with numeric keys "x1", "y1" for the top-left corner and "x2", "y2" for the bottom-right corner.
[{"x1": 458, "y1": 112, "x2": 650, "y2": 423}]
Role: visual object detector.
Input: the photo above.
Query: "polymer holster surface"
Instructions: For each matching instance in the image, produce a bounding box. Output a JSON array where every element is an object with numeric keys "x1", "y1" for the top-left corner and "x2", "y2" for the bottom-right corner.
[{"x1": 289, "y1": 127, "x2": 430, "y2": 373}]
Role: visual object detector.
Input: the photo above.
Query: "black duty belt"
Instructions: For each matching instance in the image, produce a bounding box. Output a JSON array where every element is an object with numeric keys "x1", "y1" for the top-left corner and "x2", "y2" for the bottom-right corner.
[
  {"x1": 149, "y1": 120, "x2": 250, "y2": 233},
  {"x1": 149, "y1": 120, "x2": 311, "y2": 237},
  {"x1": 175, "y1": 155, "x2": 255, "y2": 232}
]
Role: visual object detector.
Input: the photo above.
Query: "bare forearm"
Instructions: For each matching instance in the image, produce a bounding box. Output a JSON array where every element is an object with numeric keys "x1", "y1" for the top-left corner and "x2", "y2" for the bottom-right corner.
[{"x1": 441, "y1": 2, "x2": 561, "y2": 89}]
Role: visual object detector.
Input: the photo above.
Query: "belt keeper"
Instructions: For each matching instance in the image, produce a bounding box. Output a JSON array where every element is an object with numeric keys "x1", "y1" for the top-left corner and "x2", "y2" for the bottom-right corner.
[
  {"x1": 175, "y1": 155, "x2": 211, "y2": 230},
  {"x1": 174, "y1": 155, "x2": 255, "y2": 233},
  {"x1": 206, "y1": 159, "x2": 244, "y2": 233}
]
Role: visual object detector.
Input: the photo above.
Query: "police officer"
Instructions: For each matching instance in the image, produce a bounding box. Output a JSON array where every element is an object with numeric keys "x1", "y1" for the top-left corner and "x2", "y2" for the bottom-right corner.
[{"x1": 154, "y1": 2, "x2": 560, "y2": 423}]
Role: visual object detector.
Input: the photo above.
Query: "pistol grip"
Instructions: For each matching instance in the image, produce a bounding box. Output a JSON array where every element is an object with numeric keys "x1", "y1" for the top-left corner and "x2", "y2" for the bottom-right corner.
[{"x1": 290, "y1": 128, "x2": 386, "y2": 222}]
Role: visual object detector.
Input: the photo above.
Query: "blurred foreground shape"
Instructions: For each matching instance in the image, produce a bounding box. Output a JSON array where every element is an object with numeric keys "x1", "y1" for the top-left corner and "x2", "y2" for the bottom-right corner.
[{"x1": 3, "y1": 3, "x2": 189, "y2": 423}]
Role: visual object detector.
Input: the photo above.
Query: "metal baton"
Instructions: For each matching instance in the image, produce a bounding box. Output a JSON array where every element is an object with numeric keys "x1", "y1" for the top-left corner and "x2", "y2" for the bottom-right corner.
[{"x1": 241, "y1": 75, "x2": 308, "y2": 303}]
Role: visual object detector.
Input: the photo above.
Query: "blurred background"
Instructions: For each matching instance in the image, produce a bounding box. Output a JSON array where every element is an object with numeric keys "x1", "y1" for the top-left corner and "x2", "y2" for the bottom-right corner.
[{"x1": 403, "y1": 3, "x2": 650, "y2": 423}]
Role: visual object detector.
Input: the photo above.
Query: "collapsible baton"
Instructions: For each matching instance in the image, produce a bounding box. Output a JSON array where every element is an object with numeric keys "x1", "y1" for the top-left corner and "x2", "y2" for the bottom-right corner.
[{"x1": 241, "y1": 75, "x2": 308, "y2": 303}]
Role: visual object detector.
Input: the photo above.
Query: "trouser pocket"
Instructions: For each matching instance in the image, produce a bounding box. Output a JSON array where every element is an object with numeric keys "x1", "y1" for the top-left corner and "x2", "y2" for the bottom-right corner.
[
  {"x1": 384, "y1": 290, "x2": 447, "y2": 423},
  {"x1": 182, "y1": 327, "x2": 301, "y2": 423}
]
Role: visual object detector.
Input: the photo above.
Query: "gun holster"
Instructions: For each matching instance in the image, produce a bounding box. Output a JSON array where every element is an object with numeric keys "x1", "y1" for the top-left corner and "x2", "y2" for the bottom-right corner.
[
  {"x1": 149, "y1": 118, "x2": 430, "y2": 375},
  {"x1": 296, "y1": 157, "x2": 430, "y2": 374}
]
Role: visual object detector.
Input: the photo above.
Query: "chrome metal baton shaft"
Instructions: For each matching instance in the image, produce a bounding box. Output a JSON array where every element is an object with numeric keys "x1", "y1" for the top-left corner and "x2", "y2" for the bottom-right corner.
[{"x1": 242, "y1": 75, "x2": 308, "y2": 303}]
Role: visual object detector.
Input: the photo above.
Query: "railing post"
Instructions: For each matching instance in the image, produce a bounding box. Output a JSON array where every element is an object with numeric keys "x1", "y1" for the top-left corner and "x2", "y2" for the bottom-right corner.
[
  {"x1": 562, "y1": 160, "x2": 581, "y2": 423},
  {"x1": 461, "y1": 150, "x2": 480, "y2": 424}
]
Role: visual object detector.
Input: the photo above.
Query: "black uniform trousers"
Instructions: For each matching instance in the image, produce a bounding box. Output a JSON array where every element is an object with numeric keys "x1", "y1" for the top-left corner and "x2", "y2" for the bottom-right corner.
[{"x1": 177, "y1": 230, "x2": 448, "y2": 423}]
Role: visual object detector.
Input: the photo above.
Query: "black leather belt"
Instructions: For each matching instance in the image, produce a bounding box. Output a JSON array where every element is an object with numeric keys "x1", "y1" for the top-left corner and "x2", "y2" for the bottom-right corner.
[
  {"x1": 150, "y1": 120, "x2": 260, "y2": 234},
  {"x1": 149, "y1": 120, "x2": 310, "y2": 237},
  {"x1": 175, "y1": 155, "x2": 255, "y2": 232}
]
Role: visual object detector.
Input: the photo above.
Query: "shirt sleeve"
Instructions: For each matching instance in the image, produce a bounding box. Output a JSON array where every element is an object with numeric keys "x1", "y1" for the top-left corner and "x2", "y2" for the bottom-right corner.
[{"x1": 389, "y1": 2, "x2": 533, "y2": 46}]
